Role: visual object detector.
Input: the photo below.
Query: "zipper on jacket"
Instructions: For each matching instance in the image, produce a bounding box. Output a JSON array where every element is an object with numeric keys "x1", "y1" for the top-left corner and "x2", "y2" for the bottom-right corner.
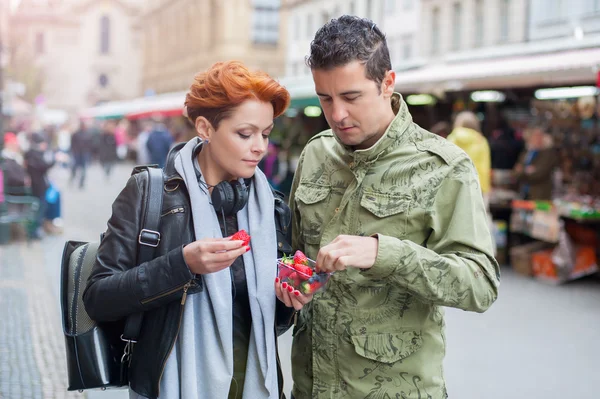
[
  {"x1": 156, "y1": 280, "x2": 193, "y2": 396},
  {"x1": 160, "y1": 207, "x2": 185, "y2": 217},
  {"x1": 140, "y1": 281, "x2": 191, "y2": 305}
]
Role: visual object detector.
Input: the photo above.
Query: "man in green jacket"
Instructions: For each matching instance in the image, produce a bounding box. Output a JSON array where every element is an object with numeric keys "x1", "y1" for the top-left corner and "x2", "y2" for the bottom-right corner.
[{"x1": 289, "y1": 16, "x2": 500, "y2": 399}]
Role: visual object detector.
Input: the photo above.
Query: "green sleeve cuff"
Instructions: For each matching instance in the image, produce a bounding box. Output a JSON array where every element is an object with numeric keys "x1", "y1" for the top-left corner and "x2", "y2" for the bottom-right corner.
[{"x1": 360, "y1": 233, "x2": 405, "y2": 279}]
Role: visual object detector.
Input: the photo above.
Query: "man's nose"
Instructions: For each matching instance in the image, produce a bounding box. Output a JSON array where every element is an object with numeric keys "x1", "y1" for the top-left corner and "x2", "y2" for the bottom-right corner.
[{"x1": 331, "y1": 100, "x2": 349, "y2": 124}]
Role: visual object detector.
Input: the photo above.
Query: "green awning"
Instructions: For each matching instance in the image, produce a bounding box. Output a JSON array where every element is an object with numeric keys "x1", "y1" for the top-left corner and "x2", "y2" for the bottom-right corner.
[{"x1": 290, "y1": 96, "x2": 320, "y2": 109}]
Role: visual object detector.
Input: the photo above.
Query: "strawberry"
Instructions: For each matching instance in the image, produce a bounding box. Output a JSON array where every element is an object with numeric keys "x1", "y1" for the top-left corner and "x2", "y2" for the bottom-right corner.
[
  {"x1": 231, "y1": 229, "x2": 251, "y2": 246},
  {"x1": 293, "y1": 250, "x2": 309, "y2": 266},
  {"x1": 293, "y1": 263, "x2": 313, "y2": 277}
]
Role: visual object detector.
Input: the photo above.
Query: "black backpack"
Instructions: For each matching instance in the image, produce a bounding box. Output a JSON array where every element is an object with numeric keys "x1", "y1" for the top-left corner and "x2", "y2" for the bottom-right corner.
[{"x1": 60, "y1": 166, "x2": 163, "y2": 392}]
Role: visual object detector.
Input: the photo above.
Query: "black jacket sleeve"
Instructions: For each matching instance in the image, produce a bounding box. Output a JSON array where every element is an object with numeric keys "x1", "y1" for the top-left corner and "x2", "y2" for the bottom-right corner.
[{"x1": 83, "y1": 173, "x2": 194, "y2": 322}]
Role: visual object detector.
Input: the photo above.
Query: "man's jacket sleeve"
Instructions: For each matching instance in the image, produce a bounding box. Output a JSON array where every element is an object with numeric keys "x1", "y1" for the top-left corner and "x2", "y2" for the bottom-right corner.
[{"x1": 362, "y1": 157, "x2": 500, "y2": 313}]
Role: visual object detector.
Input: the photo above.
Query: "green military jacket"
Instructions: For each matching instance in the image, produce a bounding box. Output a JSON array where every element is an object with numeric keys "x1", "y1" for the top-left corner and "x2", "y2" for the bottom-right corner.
[{"x1": 289, "y1": 94, "x2": 500, "y2": 399}]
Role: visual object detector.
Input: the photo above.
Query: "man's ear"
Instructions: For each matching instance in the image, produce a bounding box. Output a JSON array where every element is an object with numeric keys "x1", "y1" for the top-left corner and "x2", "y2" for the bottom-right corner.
[
  {"x1": 381, "y1": 70, "x2": 396, "y2": 99},
  {"x1": 195, "y1": 117, "x2": 213, "y2": 142}
]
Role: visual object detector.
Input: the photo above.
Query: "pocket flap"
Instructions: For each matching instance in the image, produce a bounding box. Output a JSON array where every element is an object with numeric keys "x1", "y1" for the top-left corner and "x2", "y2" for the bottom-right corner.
[
  {"x1": 351, "y1": 330, "x2": 422, "y2": 364},
  {"x1": 295, "y1": 184, "x2": 330, "y2": 205},
  {"x1": 360, "y1": 192, "x2": 410, "y2": 218}
]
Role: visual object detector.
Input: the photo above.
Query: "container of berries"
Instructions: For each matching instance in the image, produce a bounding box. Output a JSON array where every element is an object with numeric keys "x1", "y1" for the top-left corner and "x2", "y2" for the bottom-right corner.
[{"x1": 277, "y1": 250, "x2": 332, "y2": 295}]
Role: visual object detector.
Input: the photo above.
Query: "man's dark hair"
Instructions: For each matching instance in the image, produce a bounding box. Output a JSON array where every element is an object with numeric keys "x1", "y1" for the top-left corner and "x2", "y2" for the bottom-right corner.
[{"x1": 307, "y1": 15, "x2": 392, "y2": 89}]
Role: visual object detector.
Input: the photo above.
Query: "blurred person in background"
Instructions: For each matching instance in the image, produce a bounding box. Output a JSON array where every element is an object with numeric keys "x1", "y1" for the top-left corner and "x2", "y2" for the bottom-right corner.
[
  {"x1": 98, "y1": 120, "x2": 118, "y2": 179},
  {"x1": 147, "y1": 117, "x2": 174, "y2": 168},
  {"x1": 447, "y1": 111, "x2": 495, "y2": 254},
  {"x1": 24, "y1": 132, "x2": 56, "y2": 238},
  {"x1": 55, "y1": 123, "x2": 72, "y2": 168},
  {"x1": 70, "y1": 121, "x2": 93, "y2": 189},
  {"x1": 514, "y1": 126, "x2": 557, "y2": 200},
  {"x1": 447, "y1": 111, "x2": 491, "y2": 205},
  {"x1": 289, "y1": 15, "x2": 499, "y2": 399},
  {"x1": 258, "y1": 142, "x2": 280, "y2": 189},
  {"x1": 430, "y1": 120, "x2": 451, "y2": 139},
  {"x1": 136, "y1": 121, "x2": 153, "y2": 165},
  {"x1": 83, "y1": 61, "x2": 306, "y2": 399},
  {"x1": 489, "y1": 116, "x2": 524, "y2": 170},
  {"x1": 2, "y1": 132, "x2": 30, "y2": 190}
]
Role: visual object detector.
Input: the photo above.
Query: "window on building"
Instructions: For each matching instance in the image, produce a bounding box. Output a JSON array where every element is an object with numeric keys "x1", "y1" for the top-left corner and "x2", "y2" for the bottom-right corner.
[
  {"x1": 593, "y1": 0, "x2": 600, "y2": 12},
  {"x1": 100, "y1": 15, "x2": 110, "y2": 54},
  {"x1": 544, "y1": 0, "x2": 563, "y2": 20},
  {"x1": 366, "y1": 0, "x2": 372, "y2": 19},
  {"x1": 386, "y1": 0, "x2": 395, "y2": 13},
  {"x1": 499, "y1": 0, "x2": 510, "y2": 43},
  {"x1": 294, "y1": 16, "x2": 300, "y2": 41},
  {"x1": 348, "y1": 1, "x2": 355, "y2": 15},
  {"x1": 403, "y1": 0, "x2": 413, "y2": 9},
  {"x1": 402, "y1": 34, "x2": 413, "y2": 60},
  {"x1": 252, "y1": 0, "x2": 280, "y2": 45},
  {"x1": 35, "y1": 32, "x2": 45, "y2": 54},
  {"x1": 452, "y1": 3, "x2": 462, "y2": 50},
  {"x1": 431, "y1": 7, "x2": 440, "y2": 55},
  {"x1": 306, "y1": 13, "x2": 313, "y2": 38},
  {"x1": 474, "y1": 0, "x2": 484, "y2": 47}
]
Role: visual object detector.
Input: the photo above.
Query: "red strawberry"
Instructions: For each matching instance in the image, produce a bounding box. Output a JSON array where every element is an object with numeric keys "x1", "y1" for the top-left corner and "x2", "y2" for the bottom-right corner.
[
  {"x1": 293, "y1": 263, "x2": 313, "y2": 277},
  {"x1": 231, "y1": 230, "x2": 251, "y2": 246},
  {"x1": 293, "y1": 250, "x2": 309, "y2": 266}
]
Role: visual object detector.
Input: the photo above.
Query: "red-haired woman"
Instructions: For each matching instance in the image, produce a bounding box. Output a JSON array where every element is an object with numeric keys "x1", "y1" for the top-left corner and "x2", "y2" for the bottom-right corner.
[{"x1": 83, "y1": 61, "x2": 310, "y2": 399}]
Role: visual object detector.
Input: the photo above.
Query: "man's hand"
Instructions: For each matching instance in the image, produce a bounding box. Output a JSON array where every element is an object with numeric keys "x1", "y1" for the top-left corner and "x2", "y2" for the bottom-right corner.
[
  {"x1": 183, "y1": 237, "x2": 249, "y2": 275},
  {"x1": 315, "y1": 235, "x2": 378, "y2": 273},
  {"x1": 275, "y1": 278, "x2": 313, "y2": 311}
]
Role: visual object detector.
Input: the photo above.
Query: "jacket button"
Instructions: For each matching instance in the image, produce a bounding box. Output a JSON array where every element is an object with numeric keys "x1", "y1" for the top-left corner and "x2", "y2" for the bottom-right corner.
[{"x1": 278, "y1": 242, "x2": 283, "y2": 248}]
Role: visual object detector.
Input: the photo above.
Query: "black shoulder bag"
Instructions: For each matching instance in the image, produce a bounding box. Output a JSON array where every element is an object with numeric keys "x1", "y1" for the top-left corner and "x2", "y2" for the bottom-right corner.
[{"x1": 60, "y1": 166, "x2": 163, "y2": 392}]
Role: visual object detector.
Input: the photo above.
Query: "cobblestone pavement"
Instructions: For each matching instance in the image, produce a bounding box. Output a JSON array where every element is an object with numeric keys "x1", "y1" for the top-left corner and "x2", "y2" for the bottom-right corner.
[{"x1": 1, "y1": 161, "x2": 600, "y2": 399}]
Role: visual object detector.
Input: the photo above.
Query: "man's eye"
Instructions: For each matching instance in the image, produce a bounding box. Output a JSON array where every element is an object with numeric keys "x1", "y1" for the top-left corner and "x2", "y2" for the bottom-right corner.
[
  {"x1": 345, "y1": 96, "x2": 359, "y2": 102},
  {"x1": 320, "y1": 97, "x2": 332, "y2": 103}
]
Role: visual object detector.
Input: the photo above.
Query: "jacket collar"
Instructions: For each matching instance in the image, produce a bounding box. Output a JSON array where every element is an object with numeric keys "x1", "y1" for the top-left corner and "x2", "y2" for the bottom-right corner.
[{"x1": 163, "y1": 142, "x2": 186, "y2": 180}]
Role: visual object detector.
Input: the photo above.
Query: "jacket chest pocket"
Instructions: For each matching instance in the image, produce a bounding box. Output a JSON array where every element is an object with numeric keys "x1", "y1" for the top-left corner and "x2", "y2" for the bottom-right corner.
[
  {"x1": 359, "y1": 191, "x2": 411, "y2": 236},
  {"x1": 295, "y1": 183, "x2": 331, "y2": 245}
]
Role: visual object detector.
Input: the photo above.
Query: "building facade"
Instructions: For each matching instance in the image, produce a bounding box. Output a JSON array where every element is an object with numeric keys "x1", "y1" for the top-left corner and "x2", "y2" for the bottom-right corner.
[
  {"x1": 141, "y1": 0, "x2": 286, "y2": 96},
  {"x1": 9, "y1": 0, "x2": 144, "y2": 114},
  {"x1": 281, "y1": 0, "x2": 386, "y2": 103}
]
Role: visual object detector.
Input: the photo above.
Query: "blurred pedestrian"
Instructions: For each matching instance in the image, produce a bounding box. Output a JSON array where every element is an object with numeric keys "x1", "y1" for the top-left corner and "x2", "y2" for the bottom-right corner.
[
  {"x1": 430, "y1": 121, "x2": 451, "y2": 139},
  {"x1": 98, "y1": 121, "x2": 118, "y2": 179},
  {"x1": 447, "y1": 111, "x2": 495, "y2": 254},
  {"x1": 514, "y1": 126, "x2": 557, "y2": 200},
  {"x1": 136, "y1": 121, "x2": 152, "y2": 165},
  {"x1": 70, "y1": 121, "x2": 92, "y2": 189},
  {"x1": 56, "y1": 124, "x2": 72, "y2": 168},
  {"x1": 258, "y1": 142, "x2": 280, "y2": 189},
  {"x1": 447, "y1": 111, "x2": 491, "y2": 203},
  {"x1": 24, "y1": 132, "x2": 56, "y2": 238},
  {"x1": 147, "y1": 119, "x2": 174, "y2": 168},
  {"x1": 489, "y1": 116, "x2": 524, "y2": 170},
  {"x1": 2, "y1": 132, "x2": 30, "y2": 191}
]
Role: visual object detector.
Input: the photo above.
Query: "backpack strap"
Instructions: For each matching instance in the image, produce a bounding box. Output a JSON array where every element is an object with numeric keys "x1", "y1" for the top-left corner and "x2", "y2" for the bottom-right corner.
[{"x1": 121, "y1": 166, "x2": 164, "y2": 344}]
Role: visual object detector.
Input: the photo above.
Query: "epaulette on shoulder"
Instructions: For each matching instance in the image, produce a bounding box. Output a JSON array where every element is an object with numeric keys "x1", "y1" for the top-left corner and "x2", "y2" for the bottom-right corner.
[
  {"x1": 306, "y1": 129, "x2": 334, "y2": 146},
  {"x1": 417, "y1": 130, "x2": 467, "y2": 165}
]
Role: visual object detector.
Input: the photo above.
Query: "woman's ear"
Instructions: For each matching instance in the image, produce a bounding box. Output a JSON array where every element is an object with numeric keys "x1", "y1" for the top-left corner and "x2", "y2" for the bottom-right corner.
[{"x1": 195, "y1": 117, "x2": 213, "y2": 142}]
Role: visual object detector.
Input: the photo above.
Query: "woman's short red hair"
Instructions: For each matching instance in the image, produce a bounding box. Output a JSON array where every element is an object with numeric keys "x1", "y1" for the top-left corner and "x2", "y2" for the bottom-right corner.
[{"x1": 184, "y1": 61, "x2": 291, "y2": 128}]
